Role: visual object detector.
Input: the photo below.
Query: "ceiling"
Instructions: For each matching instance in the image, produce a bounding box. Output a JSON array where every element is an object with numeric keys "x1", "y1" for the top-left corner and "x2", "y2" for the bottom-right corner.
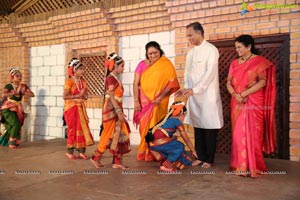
[
  {"x1": 0, "y1": 0, "x2": 151, "y2": 17},
  {"x1": 0, "y1": 0, "x2": 20, "y2": 16},
  {"x1": 0, "y1": 0, "x2": 104, "y2": 17}
]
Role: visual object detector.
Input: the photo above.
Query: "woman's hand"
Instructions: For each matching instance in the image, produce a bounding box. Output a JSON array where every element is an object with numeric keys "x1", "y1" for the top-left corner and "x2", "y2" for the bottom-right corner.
[
  {"x1": 117, "y1": 112, "x2": 127, "y2": 122},
  {"x1": 79, "y1": 89, "x2": 86, "y2": 98},
  {"x1": 174, "y1": 89, "x2": 183, "y2": 97},
  {"x1": 134, "y1": 101, "x2": 141, "y2": 111},
  {"x1": 152, "y1": 96, "x2": 162, "y2": 105},
  {"x1": 233, "y1": 93, "x2": 247, "y2": 103},
  {"x1": 178, "y1": 89, "x2": 193, "y2": 97}
]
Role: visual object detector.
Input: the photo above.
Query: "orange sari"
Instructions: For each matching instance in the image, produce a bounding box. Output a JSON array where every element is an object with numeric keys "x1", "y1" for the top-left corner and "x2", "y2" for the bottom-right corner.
[
  {"x1": 228, "y1": 56, "x2": 276, "y2": 177},
  {"x1": 96, "y1": 74, "x2": 130, "y2": 155},
  {"x1": 64, "y1": 78, "x2": 94, "y2": 150},
  {"x1": 134, "y1": 56, "x2": 179, "y2": 161}
]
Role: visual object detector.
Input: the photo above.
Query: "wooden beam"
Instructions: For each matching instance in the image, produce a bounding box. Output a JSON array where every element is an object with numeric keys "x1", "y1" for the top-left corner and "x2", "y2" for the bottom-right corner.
[
  {"x1": 14, "y1": 0, "x2": 41, "y2": 14},
  {"x1": 18, "y1": 6, "x2": 33, "y2": 16},
  {"x1": 30, "y1": 4, "x2": 39, "y2": 15},
  {"x1": 26, "y1": 5, "x2": 36, "y2": 16},
  {"x1": 38, "y1": 1, "x2": 50, "y2": 13},
  {"x1": 50, "y1": 0, "x2": 61, "y2": 9},
  {"x1": 82, "y1": 0, "x2": 90, "y2": 5},
  {"x1": 11, "y1": 0, "x2": 27, "y2": 10},
  {"x1": 35, "y1": 1, "x2": 45, "y2": 13},
  {"x1": 72, "y1": 0, "x2": 80, "y2": 6},
  {"x1": 60, "y1": 0, "x2": 71, "y2": 7},
  {"x1": 56, "y1": 0, "x2": 66, "y2": 9},
  {"x1": 46, "y1": 0, "x2": 58, "y2": 10}
]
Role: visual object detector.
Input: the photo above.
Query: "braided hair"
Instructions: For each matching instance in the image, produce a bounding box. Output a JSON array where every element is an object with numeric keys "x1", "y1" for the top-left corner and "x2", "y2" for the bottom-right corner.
[{"x1": 145, "y1": 101, "x2": 187, "y2": 143}]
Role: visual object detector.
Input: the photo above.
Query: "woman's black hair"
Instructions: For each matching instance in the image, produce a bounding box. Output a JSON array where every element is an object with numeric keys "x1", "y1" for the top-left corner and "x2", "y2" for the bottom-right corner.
[
  {"x1": 235, "y1": 34, "x2": 259, "y2": 55},
  {"x1": 145, "y1": 41, "x2": 164, "y2": 59}
]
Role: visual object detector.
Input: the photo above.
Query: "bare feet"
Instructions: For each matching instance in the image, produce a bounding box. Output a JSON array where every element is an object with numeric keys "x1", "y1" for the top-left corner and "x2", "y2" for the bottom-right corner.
[
  {"x1": 192, "y1": 160, "x2": 201, "y2": 166},
  {"x1": 66, "y1": 153, "x2": 77, "y2": 160},
  {"x1": 112, "y1": 163, "x2": 129, "y2": 169},
  {"x1": 9, "y1": 145, "x2": 17, "y2": 149},
  {"x1": 201, "y1": 162, "x2": 212, "y2": 168},
  {"x1": 78, "y1": 153, "x2": 89, "y2": 160},
  {"x1": 90, "y1": 158, "x2": 104, "y2": 168},
  {"x1": 160, "y1": 165, "x2": 176, "y2": 172}
]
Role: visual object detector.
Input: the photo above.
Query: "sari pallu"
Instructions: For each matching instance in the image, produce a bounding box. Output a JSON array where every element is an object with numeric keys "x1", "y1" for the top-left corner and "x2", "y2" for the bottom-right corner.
[
  {"x1": 134, "y1": 56, "x2": 179, "y2": 160},
  {"x1": 228, "y1": 56, "x2": 276, "y2": 177},
  {"x1": 64, "y1": 78, "x2": 94, "y2": 151},
  {"x1": 96, "y1": 74, "x2": 130, "y2": 156}
]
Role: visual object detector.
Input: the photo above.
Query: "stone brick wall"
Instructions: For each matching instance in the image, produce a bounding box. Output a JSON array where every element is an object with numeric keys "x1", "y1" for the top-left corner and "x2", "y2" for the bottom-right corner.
[{"x1": 29, "y1": 44, "x2": 65, "y2": 141}]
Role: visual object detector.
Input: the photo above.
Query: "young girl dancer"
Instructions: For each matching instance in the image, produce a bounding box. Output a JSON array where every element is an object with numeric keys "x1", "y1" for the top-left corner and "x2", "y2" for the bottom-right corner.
[{"x1": 90, "y1": 53, "x2": 130, "y2": 169}]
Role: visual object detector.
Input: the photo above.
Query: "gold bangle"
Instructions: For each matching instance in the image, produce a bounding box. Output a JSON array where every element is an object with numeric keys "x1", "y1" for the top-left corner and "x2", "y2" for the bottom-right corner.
[{"x1": 115, "y1": 108, "x2": 122, "y2": 114}]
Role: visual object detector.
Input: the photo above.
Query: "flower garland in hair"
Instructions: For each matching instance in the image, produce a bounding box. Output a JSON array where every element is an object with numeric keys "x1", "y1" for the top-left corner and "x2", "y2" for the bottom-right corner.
[
  {"x1": 9, "y1": 67, "x2": 20, "y2": 81},
  {"x1": 67, "y1": 58, "x2": 80, "y2": 77},
  {"x1": 104, "y1": 52, "x2": 124, "y2": 72},
  {"x1": 105, "y1": 53, "x2": 117, "y2": 72},
  {"x1": 170, "y1": 101, "x2": 185, "y2": 116},
  {"x1": 151, "y1": 101, "x2": 186, "y2": 135}
]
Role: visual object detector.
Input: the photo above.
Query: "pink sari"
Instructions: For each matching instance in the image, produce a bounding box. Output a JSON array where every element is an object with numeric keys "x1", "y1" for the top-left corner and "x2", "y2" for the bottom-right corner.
[{"x1": 228, "y1": 55, "x2": 276, "y2": 177}]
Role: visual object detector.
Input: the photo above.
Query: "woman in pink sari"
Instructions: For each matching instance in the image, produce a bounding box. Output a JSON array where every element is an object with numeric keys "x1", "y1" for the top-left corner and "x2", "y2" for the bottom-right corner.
[
  {"x1": 133, "y1": 41, "x2": 179, "y2": 161},
  {"x1": 227, "y1": 34, "x2": 276, "y2": 178}
]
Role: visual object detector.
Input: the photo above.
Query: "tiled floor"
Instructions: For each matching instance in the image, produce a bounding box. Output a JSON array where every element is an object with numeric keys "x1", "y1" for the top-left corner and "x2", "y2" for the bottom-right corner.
[{"x1": 0, "y1": 139, "x2": 299, "y2": 200}]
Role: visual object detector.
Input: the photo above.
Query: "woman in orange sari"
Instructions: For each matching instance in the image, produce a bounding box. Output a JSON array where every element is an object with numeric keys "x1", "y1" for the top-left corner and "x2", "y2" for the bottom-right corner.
[
  {"x1": 90, "y1": 53, "x2": 130, "y2": 169},
  {"x1": 0, "y1": 68, "x2": 35, "y2": 148},
  {"x1": 227, "y1": 34, "x2": 276, "y2": 178},
  {"x1": 63, "y1": 58, "x2": 94, "y2": 160},
  {"x1": 133, "y1": 41, "x2": 180, "y2": 161}
]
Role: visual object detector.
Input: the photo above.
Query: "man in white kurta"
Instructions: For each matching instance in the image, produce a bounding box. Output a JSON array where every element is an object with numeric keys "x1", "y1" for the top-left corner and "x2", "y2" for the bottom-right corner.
[{"x1": 180, "y1": 22, "x2": 223, "y2": 168}]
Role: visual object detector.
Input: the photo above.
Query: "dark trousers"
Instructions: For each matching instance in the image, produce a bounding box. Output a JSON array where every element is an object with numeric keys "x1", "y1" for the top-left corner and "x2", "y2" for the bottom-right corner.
[{"x1": 194, "y1": 128, "x2": 218, "y2": 164}]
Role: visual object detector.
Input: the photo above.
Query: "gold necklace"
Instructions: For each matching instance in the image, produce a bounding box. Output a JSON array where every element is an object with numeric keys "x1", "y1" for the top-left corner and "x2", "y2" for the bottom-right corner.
[
  {"x1": 241, "y1": 53, "x2": 252, "y2": 61},
  {"x1": 72, "y1": 76, "x2": 82, "y2": 91},
  {"x1": 12, "y1": 83, "x2": 19, "y2": 91}
]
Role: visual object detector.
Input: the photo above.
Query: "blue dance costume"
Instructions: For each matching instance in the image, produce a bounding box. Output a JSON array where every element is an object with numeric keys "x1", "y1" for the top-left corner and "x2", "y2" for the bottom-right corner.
[{"x1": 149, "y1": 117, "x2": 192, "y2": 169}]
